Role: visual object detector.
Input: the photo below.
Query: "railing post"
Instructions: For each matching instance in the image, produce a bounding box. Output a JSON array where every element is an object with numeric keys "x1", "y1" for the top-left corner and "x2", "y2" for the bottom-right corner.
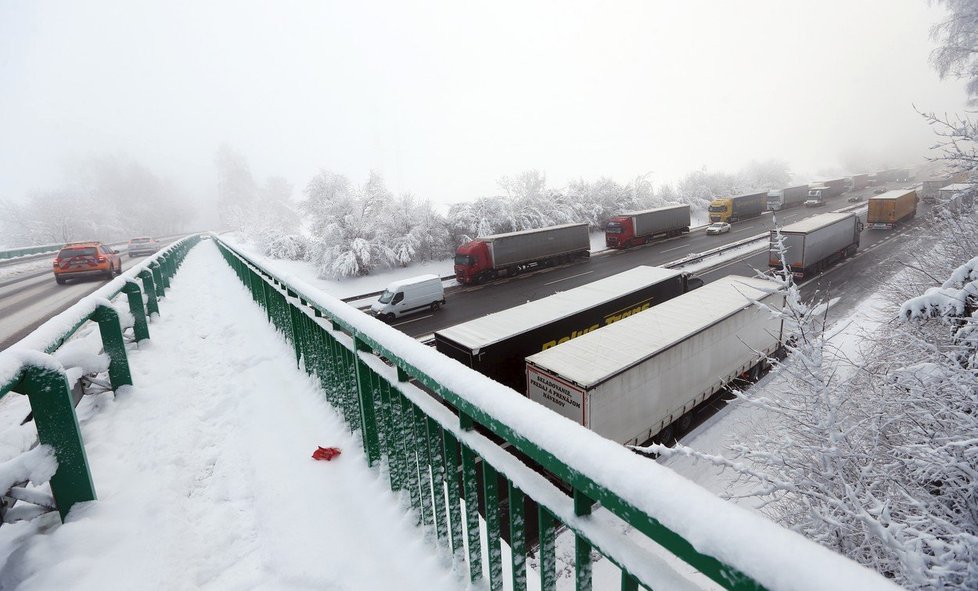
[
  {"x1": 16, "y1": 362, "x2": 97, "y2": 520},
  {"x1": 137, "y1": 270, "x2": 160, "y2": 317},
  {"x1": 160, "y1": 253, "x2": 172, "y2": 289},
  {"x1": 122, "y1": 281, "x2": 150, "y2": 342},
  {"x1": 353, "y1": 335, "x2": 381, "y2": 466},
  {"x1": 150, "y1": 261, "x2": 165, "y2": 297},
  {"x1": 574, "y1": 489, "x2": 595, "y2": 591},
  {"x1": 93, "y1": 304, "x2": 133, "y2": 389}
]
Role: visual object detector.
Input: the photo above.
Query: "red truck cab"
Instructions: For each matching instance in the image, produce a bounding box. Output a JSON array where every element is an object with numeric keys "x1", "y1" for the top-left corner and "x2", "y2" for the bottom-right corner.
[
  {"x1": 604, "y1": 217, "x2": 636, "y2": 249},
  {"x1": 454, "y1": 240, "x2": 491, "y2": 284}
]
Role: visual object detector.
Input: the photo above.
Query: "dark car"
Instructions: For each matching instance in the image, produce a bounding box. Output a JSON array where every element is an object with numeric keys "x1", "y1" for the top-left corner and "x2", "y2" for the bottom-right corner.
[
  {"x1": 53, "y1": 242, "x2": 122, "y2": 284},
  {"x1": 847, "y1": 195, "x2": 863, "y2": 203},
  {"x1": 127, "y1": 236, "x2": 160, "y2": 257}
]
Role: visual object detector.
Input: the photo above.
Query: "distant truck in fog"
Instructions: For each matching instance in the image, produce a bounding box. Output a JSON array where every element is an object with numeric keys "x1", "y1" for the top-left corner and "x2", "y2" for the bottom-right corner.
[
  {"x1": 806, "y1": 178, "x2": 848, "y2": 206},
  {"x1": 921, "y1": 171, "x2": 969, "y2": 203},
  {"x1": 766, "y1": 185, "x2": 809, "y2": 211},
  {"x1": 770, "y1": 212, "x2": 862, "y2": 280},
  {"x1": 453, "y1": 223, "x2": 590, "y2": 285},
  {"x1": 867, "y1": 189, "x2": 918, "y2": 229},
  {"x1": 604, "y1": 205, "x2": 690, "y2": 249},
  {"x1": 847, "y1": 174, "x2": 870, "y2": 191},
  {"x1": 875, "y1": 168, "x2": 911, "y2": 183}
]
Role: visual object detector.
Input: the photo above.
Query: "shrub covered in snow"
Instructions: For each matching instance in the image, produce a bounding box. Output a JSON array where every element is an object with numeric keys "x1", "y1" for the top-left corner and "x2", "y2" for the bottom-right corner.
[{"x1": 263, "y1": 232, "x2": 308, "y2": 261}]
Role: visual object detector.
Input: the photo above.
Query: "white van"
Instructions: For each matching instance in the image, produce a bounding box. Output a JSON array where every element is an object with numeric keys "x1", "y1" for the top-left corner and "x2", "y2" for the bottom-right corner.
[{"x1": 370, "y1": 275, "x2": 445, "y2": 322}]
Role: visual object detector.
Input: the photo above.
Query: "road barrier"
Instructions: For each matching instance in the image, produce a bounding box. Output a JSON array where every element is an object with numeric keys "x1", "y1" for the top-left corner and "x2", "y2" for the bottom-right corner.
[
  {"x1": 213, "y1": 236, "x2": 895, "y2": 591},
  {"x1": 0, "y1": 234, "x2": 201, "y2": 521},
  {"x1": 0, "y1": 243, "x2": 64, "y2": 261}
]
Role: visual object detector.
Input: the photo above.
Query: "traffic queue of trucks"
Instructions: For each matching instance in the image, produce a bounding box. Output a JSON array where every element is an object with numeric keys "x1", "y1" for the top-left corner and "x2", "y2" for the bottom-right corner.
[
  {"x1": 526, "y1": 275, "x2": 784, "y2": 446},
  {"x1": 604, "y1": 205, "x2": 691, "y2": 249},
  {"x1": 769, "y1": 212, "x2": 862, "y2": 280},
  {"x1": 434, "y1": 266, "x2": 702, "y2": 392},
  {"x1": 867, "y1": 189, "x2": 918, "y2": 230},
  {"x1": 433, "y1": 165, "x2": 938, "y2": 449},
  {"x1": 453, "y1": 223, "x2": 590, "y2": 285}
]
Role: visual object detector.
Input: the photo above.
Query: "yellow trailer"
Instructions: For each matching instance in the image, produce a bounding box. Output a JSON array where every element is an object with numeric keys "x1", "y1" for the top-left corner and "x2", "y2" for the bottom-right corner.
[{"x1": 867, "y1": 189, "x2": 918, "y2": 229}]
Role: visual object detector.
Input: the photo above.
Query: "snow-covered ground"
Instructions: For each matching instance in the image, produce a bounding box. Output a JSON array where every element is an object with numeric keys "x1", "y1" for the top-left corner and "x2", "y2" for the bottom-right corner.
[
  {"x1": 0, "y1": 259, "x2": 51, "y2": 283},
  {"x1": 0, "y1": 242, "x2": 465, "y2": 590},
  {"x1": 0, "y1": 236, "x2": 902, "y2": 590}
]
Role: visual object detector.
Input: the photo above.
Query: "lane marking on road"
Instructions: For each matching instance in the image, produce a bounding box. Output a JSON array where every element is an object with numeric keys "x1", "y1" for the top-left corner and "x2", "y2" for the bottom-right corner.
[
  {"x1": 392, "y1": 314, "x2": 434, "y2": 327},
  {"x1": 544, "y1": 271, "x2": 593, "y2": 286},
  {"x1": 732, "y1": 227, "x2": 757, "y2": 234},
  {"x1": 662, "y1": 245, "x2": 688, "y2": 253}
]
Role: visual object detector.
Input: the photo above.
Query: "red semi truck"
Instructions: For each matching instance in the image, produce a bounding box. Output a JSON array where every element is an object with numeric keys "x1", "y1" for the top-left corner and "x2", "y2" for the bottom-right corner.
[
  {"x1": 604, "y1": 205, "x2": 690, "y2": 249},
  {"x1": 453, "y1": 223, "x2": 590, "y2": 285}
]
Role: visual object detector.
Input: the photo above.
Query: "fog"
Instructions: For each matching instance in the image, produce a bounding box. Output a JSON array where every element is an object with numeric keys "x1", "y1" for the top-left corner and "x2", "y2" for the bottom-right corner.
[{"x1": 0, "y1": 0, "x2": 969, "y2": 218}]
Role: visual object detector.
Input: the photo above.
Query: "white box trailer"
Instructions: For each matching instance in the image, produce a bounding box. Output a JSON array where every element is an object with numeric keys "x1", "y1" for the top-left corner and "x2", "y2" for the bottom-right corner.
[
  {"x1": 526, "y1": 276, "x2": 784, "y2": 446},
  {"x1": 486, "y1": 223, "x2": 590, "y2": 268},
  {"x1": 770, "y1": 212, "x2": 861, "y2": 280},
  {"x1": 454, "y1": 223, "x2": 591, "y2": 284},
  {"x1": 629, "y1": 205, "x2": 690, "y2": 237}
]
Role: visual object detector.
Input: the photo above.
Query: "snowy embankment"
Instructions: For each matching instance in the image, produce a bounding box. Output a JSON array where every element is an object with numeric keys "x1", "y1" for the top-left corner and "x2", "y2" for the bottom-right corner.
[{"x1": 0, "y1": 242, "x2": 462, "y2": 590}]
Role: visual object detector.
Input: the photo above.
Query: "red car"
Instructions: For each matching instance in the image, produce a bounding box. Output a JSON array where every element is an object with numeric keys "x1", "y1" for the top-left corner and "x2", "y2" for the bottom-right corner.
[{"x1": 53, "y1": 242, "x2": 122, "y2": 284}]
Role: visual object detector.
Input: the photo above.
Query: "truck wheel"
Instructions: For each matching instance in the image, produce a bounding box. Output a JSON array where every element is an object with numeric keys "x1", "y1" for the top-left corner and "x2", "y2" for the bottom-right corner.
[
  {"x1": 55, "y1": 276, "x2": 66, "y2": 285},
  {"x1": 657, "y1": 423, "x2": 675, "y2": 445},
  {"x1": 430, "y1": 301, "x2": 441, "y2": 312}
]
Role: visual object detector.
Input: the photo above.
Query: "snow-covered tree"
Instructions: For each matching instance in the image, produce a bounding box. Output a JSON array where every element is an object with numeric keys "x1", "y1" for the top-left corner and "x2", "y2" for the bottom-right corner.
[
  {"x1": 302, "y1": 170, "x2": 398, "y2": 278},
  {"x1": 931, "y1": 0, "x2": 978, "y2": 103},
  {"x1": 641, "y1": 215, "x2": 978, "y2": 587}
]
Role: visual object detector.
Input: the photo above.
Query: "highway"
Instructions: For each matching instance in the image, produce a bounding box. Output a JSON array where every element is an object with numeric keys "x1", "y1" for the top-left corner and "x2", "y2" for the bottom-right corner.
[
  {"x1": 0, "y1": 187, "x2": 926, "y2": 354},
  {"x1": 388, "y1": 184, "x2": 925, "y2": 339},
  {"x1": 0, "y1": 248, "x2": 169, "y2": 350}
]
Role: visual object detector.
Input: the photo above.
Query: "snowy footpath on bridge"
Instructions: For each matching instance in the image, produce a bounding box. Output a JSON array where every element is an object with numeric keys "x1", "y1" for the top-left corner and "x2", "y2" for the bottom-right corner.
[{"x1": 0, "y1": 242, "x2": 465, "y2": 590}]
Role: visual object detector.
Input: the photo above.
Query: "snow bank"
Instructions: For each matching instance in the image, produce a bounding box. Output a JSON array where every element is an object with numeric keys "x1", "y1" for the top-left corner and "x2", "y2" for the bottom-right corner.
[{"x1": 0, "y1": 445, "x2": 57, "y2": 495}]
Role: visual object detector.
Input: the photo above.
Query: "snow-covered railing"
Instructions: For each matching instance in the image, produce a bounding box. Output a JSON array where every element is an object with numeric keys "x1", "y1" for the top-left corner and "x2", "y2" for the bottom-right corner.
[
  {"x1": 213, "y1": 236, "x2": 897, "y2": 591},
  {"x1": 0, "y1": 234, "x2": 201, "y2": 523}
]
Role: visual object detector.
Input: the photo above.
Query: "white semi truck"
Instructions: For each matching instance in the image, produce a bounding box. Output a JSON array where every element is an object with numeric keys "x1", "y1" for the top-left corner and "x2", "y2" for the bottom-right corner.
[{"x1": 525, "y1": 275, "x2": 784, "y2": 446}]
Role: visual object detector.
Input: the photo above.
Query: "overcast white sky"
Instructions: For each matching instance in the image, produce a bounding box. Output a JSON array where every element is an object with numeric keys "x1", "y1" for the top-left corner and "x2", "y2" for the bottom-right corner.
[{"x1": 0, "y1": 0, "x2": 969, "y2": 210}]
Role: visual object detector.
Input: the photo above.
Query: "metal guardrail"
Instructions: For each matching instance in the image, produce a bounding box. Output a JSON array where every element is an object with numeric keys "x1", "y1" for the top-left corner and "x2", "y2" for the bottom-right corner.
[
  {"x1": 0, "y1": 243, "x2": 64, "y2": 261},
  {"x1": 0, "y1": 233, "x2": 200, "y2": 268},
  {"x1": 213, "y1": 235, "x2": 895, "y2": 591},
  {"x1": 0, "y1": 234, "x2": 201, "y2": 521}
]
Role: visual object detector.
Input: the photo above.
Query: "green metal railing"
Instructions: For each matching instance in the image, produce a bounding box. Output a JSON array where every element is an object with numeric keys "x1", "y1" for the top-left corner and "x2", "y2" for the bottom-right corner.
[
  {"x1": 0, "y1": 235, "x2": 201, "y2": 521},
  {"x1": 213, "y1": 237, "x2": 897, "y2": 591}
]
